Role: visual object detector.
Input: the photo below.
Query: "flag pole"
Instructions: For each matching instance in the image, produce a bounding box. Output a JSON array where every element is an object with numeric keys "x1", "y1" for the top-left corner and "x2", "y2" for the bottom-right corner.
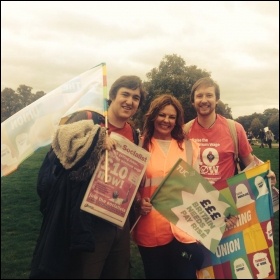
[
  {"x1": 130, "y1": 215, "x2": 141, "y2": 233},
  {"x1": 102, "y1": 63, "x2": 109, "y2": 183}
]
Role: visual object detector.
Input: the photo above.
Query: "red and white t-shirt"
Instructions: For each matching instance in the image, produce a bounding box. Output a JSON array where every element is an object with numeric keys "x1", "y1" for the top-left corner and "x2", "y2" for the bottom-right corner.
[{"x1": 187, "y1": 114, "x2": 252, "y2": 190}]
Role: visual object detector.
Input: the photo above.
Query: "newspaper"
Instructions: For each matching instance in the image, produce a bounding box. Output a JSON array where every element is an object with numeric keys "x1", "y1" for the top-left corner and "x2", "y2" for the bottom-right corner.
[{"x1": 80, "y1": 132, "x2": 150, "y2": 228}]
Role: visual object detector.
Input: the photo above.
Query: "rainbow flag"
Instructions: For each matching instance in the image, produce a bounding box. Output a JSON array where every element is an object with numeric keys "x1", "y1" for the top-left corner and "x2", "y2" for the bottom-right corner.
[{"x1": 1, "y1": 63, "x2": 107, "y2": 177}]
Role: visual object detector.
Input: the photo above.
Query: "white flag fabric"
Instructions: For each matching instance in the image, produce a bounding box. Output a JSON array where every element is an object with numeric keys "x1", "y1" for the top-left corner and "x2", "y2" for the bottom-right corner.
[{"x1": 1, "y1": 63, "x2": 105, "y2": 177}]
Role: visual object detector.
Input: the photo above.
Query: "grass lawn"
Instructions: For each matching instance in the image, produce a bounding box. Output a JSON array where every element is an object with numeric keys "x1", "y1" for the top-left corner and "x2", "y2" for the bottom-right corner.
[{"x1": 1, "y1": 144, "x2": 279, "y2": 279}]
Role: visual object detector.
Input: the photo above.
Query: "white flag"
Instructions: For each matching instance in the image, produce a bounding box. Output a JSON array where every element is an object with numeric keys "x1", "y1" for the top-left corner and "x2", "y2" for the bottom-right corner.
[{"x1": 1, "y1": 63, "x2": 106, "y2": 177}]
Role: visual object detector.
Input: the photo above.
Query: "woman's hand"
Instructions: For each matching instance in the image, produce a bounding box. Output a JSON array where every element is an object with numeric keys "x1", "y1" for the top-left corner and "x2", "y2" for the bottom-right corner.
[{"x1": 139, "y1": 197, "x2": 152, "y2": 216}]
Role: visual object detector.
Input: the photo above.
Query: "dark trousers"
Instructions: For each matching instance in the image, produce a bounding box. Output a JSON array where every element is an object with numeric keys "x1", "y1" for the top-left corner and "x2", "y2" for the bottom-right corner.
[
  {"x1": 67, "y1": 219, "x2": 130, "y2": 279},
  {"x1": 260, "y1": 139, "x2": 265, "y2": 148},
  {"x1": 138, "y1": 238, "x2": 204, "y2": 279},
  {"x1": 267, "y1": 139, "x2": 272, "y2": 149}
]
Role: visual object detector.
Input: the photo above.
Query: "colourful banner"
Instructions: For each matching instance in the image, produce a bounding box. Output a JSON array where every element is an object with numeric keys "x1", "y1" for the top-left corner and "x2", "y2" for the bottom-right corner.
[
  {"x1": 1, "y1": 63, "x2": 106, "y2": 177},
  {"x1": 151, "y1": 158, "x2": 239, "y2": 254},
  {"x1": 197, "y1": 161, "x2": 276, "y2": 279}
]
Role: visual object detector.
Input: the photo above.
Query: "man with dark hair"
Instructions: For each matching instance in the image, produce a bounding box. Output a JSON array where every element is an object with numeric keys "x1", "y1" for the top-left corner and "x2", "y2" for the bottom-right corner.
[{"x1": 30, "y1": 76, "x2": 147, "y2": 279}]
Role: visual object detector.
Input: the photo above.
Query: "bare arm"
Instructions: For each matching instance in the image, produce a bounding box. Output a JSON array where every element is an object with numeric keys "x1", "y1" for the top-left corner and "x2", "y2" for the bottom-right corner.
[
  {"x1": 240, "y1": 153, "x2": 255, "y2": 167},
  {"x1": 240, "y1": 153, "x2": 277, "y2": 187}
]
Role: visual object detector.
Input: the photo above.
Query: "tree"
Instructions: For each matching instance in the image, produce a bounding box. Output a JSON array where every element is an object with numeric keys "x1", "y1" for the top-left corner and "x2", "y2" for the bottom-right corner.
[
  {"x1": 235, "y1": 109, "x2": 279, "y2": 139},
  {"x1": 1, "y1": 88, "x2": 21, "y2": 122},
  {"x1": 132, "y1": 54, "x2": 238, "y2": 129},
  {"x1": 1, "y1": 85, "x2": 46, "y2": 122},
  {"x1": 133, "y1": 54, "x2": 211, "y2": 129},
  {"x1": 235, "y1": 113, "x2": 263, "y2": 132},
  {"x1": 33, "y1": 91, "x2": 46, "y2": 102},
  {"x1": 263, "y1": 108, "x2": 279, "y2": 120},
  {"x1": 249, "y1": 118, "x2": 263, "y2": 137},
  {"x1": 267, "y1": 113, "x2": 279, "y2": 139},
  {"x1": 216, "y1": 101, "x2": 233, "y2": 119},
  {"x1": 17, "y1": 85, "x2": 33, "y2": 108}
]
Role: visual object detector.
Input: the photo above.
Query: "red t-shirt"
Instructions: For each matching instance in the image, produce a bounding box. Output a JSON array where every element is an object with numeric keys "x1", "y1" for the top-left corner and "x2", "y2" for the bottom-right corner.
[
  {"x1": 101, "y1": 122, "x2": 134, "y2": 143},
  {"x1": 188, "y1": 114, "x2": 252, "y2": 190}
]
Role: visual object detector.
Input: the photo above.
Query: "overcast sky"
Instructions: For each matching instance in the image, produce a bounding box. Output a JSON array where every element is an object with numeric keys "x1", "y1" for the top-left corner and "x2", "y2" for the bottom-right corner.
[{"x1": 1, "y1": 1, "x2": 279, "y2": 118}]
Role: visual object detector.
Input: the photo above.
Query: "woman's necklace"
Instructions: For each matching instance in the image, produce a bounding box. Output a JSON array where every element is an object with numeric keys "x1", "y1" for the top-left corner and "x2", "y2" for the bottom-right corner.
[{"x1": 197, "y1": 115, "x2": 217, "y2": 129}]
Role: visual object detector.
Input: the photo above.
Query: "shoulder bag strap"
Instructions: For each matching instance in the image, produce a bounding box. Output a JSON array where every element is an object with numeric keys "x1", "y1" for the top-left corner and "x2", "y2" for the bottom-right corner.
[
  {"x1": 185, "y1": 140, "x2": 193, "y2": 166},
  {"x1": 183, "y1": 119, "x2": 195, "y2": 135},
  {"x1": 227, "y1": 119, "x2": 242, "y2": 173}
]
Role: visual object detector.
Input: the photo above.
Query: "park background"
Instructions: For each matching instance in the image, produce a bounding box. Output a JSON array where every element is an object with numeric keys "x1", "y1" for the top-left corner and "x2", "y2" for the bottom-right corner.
[
  {"x1": 2, "y1": 2, "x2": 278, "y2": 277},
  {"x1": 1, "y1": 54, "x2": 279, "y2": 279},
  {"x1": 1, "y1": 143, "x2": 279, "y2": 279}
]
